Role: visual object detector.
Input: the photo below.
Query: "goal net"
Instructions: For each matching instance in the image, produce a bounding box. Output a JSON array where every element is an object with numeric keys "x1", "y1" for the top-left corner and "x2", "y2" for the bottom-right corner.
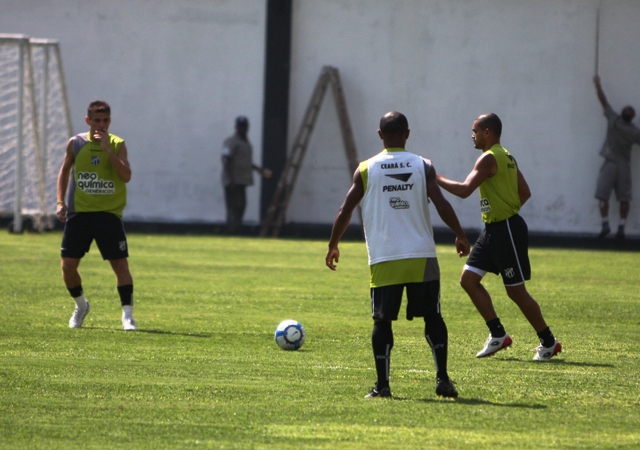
[{"x1": 0, "y1": 34, "x2": 72, "y2": 232}]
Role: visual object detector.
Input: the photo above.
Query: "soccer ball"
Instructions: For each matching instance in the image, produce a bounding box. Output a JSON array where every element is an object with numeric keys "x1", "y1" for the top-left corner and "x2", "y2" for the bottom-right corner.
[{"x1": 274, "y1": 320, "x2": 306, "y2": 350}]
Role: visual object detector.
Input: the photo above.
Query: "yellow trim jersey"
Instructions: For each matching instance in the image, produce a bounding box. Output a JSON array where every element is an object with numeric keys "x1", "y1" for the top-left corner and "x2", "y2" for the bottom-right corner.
[
  {"x1": 479, "y1": 144, "x2": 521, "y2": 223},
  {"x1": 65, "y1": 132, "x2": 127, "y2": 218},
  {"x1": 359, "y1": 148, "x2": 438, "y2": 287}
]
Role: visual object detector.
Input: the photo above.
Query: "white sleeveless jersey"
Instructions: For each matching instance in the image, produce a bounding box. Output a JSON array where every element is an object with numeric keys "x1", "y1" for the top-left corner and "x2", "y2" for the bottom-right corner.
[{"x1": 359, "y1": 148, "x2": 437, "y2": 265}]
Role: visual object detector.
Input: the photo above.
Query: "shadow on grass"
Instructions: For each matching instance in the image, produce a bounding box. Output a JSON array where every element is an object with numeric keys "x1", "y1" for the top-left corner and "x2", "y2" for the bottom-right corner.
[
  {"x1": 392, "y1": 396, "x2": 547, "y2": 409},
  {"x1": 497, "y1": 356, "x2": 614, "y2": 368},
  {"x1": 82, "y1": 326, "x2": 212, "y2": 338},
  {"x1": 131, "y1": 329, "x2": 212, "y2": 338}
]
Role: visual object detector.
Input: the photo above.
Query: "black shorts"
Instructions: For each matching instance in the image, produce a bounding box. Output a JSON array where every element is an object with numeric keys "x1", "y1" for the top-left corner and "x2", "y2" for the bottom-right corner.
[
  {"x1": 370, "y1": 280, "x2": 441, "y2": 321},
  {"x1": 466, "y1": 214, "x2": 530, "y2": 286},
  {"x1": 61, "y1": 212, "x2": 129, "y2": 260}
]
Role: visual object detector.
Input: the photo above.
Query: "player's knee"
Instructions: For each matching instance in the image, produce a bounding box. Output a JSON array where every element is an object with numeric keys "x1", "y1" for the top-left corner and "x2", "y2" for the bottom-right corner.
[
  {"x1": 460, "y1": 275, "x2": 477, "y2": 293},
  {"x1": 505, "y1": 285, "x2": 533, "y2": 303},
  {"x1": 373, "y1": 319, "x2": 392, "y2": 329},
  {"x1": 110, "y1": 258, "x2": 129, "y2": 272},
  {"x1": 372, "y1": 320, "x2": 393, "y2": 349},
  {"x1": 424, "y1": 314, "x2": 444, "y2": 330},
  {"x1": 110, "y1": 259, "x2": 132, "y2": 283},
  {"x1": 61, "y1": 258, "x2": 79, "y2": 276}
]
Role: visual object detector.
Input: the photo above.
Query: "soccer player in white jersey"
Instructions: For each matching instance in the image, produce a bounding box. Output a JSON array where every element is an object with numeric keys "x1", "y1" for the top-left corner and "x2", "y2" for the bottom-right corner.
[{"x1": 326, "y1": 111, "x2": 469, "y2": 398}]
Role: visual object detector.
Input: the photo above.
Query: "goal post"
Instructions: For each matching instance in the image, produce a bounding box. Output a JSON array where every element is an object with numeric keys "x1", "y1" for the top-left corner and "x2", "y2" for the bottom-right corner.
[{"x1": 0, "y1": 34, "x2": 72, "y2": 232}]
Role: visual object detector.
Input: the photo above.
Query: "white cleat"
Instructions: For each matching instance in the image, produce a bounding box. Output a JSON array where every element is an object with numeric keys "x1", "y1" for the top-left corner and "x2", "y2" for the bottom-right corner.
[
  {"x1": 534, "y1": 340, "x2": 562, "y2": 360},
  {"x1": 476, "y1": 333, "x2": 513, "y2": 358},
  {"x1": 69, "y1": 301, "x2": 90, "y2": 328},
  {"x1": 122, "y1": 317, "x2": 138, "y2": 331}
]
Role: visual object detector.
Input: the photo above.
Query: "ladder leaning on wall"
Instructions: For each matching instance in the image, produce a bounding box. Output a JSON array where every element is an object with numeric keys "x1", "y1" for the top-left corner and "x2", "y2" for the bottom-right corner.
[{"x1": 260, "y1": 65, "x2": 360, "y2": 238}]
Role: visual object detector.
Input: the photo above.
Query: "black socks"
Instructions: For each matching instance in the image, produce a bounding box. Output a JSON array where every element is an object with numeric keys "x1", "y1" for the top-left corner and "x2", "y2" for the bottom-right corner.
[
  {"x1": 486, "y1": 318, "x2": 506, "y2": 338},
  {"x1": 68, "y1": 284, "x2": 83, "y2": 298},
  {"x1": 372, "y1": 321, "x2": 393, "y2": 390},
  {"x1": 489, "y1": 318, "x2": 555, "y2": 348},
  {"x1": 425, "y1": 318, "x2": 449, "y2": 381},
  {"x1": 117, "y1": 284, "x2": 134, "y2": 307},
  {"x1": 537, "y1": 327, "x2": 556, "y2": 348}
]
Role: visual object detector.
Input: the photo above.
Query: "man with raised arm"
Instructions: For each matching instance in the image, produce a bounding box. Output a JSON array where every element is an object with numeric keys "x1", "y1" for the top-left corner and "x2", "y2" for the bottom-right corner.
[{"x1": 592, "y1": 76, "x2": 640, "y2": 239}]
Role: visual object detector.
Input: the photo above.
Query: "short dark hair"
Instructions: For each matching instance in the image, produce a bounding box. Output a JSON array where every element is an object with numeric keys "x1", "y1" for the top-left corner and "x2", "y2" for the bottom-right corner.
[
  {"x1": 476, "y1": 113, "x2": 502, "y2": 138},
  {"x1": 622, "y1": 106, "x2": 635, "y2": 122},
  {"x1": 379, "y1": 111, "x2": 409, "y2": 136},
  {"x1": 87, "y1": 100, "x2": 111, "y2": 118},
  {"x1": 235, "y1": 116, "x2": 249, "y2": 127}
]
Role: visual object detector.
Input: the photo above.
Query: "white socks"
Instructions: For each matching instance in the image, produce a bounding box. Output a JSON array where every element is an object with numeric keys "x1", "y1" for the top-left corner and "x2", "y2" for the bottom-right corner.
[
  {"x1": 122, "y1": 304, "x2": 133, "y2": 319},
  {"x1": 73, "y1": 295, "x2": 88, "y2": 310}
]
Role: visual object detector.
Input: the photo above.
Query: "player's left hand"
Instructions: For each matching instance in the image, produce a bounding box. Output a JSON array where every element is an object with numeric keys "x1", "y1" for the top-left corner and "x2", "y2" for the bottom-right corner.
[
  {"x1": 455, "y1": 236, "x2": 470, "y2": 257},
  {"x1": 325, "y1": 247, "x2": 340, "y2": 270}
]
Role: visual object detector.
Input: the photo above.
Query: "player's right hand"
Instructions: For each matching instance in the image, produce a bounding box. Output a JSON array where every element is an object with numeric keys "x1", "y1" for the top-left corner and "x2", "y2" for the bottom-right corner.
[{"x1": 56, "y1": 203, "x2": 67, "y2": 223}]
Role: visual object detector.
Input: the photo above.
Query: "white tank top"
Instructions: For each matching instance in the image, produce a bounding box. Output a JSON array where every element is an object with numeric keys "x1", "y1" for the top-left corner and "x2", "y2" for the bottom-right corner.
[{"x1": 359, "y1": 149, "x2": 437, "y2": 265}]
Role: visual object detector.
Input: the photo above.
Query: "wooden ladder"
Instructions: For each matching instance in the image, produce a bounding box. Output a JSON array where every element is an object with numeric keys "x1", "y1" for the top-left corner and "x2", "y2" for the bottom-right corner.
[{"x1": 260, "y1": 66, "x2": 359, "y2": 237}]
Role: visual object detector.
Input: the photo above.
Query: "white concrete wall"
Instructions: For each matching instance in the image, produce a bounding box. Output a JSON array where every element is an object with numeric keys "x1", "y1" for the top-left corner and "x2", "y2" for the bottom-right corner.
[
  {"x1": 2, "y1": 0, "x2": 640, "y2": 235},
  {"x1": 0, "y1": 0, "x2": 266, "y2": 224},
  {"x1": 288, "y1": 0, "x2": 640, "y2": 236}
]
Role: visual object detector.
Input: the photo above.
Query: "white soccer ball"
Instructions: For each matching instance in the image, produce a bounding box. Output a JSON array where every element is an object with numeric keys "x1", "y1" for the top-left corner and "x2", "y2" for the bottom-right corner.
[{"x1": 274, "y1": 320, "x2": 306, "y2": 350}]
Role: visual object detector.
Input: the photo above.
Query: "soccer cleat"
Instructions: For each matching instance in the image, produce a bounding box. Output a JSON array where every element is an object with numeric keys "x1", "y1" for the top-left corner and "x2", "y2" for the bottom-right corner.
[
  {"x1": 436, "y1": 378, "x2": 458, "y2": 398},
  {"x1": 69, "y1": 301, "x2": 90, "y2": 328},
  {"x1": 122, "y1": 317, "x2": 138, "y2": 331},
  {"x1": 364, "y1": 386, "x2": 392, "y2": 398},
  {"x1": 476, "y1": 334, "x2": 513, "y2": 358},
  {"x1": 616, "y1": 225, "x2": 625, "y2": 240},
  {"x1": 533, "y1": 340, "x2": 562, "y2": 361},
  {"x1": 598, "y1": 223, "x2": 611, "y2": 239}
]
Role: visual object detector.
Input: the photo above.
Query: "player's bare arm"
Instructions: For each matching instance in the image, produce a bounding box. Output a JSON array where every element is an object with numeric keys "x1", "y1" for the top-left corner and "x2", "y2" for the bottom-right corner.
[
  {"x1": 56, "y1": 139, "x2": 75, "y2": 223},
  {"x1": 517, "y1": 169, "x2": 531, "y2": 206},
  {"x1": 436, "y1": 152, "x2": 496, "y2": 199},
  {"x1": 253, "y1": 164, "x2": 272, "y2": 178},
  {"x1": 426, "y1": 166, "x2": 470, "y2": 257},
  {"x1": 593, "y1": 75, "x2": 610, "y2": 109},
  {"x1": 325, "y1": 168, "x2": 364, "y2": 270}
]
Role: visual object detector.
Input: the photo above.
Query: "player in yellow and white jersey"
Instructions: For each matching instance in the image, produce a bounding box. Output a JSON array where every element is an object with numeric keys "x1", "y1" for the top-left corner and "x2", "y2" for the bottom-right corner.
[
  {"x1": 56, "y1": 100, "x2": 137, "y2": 331},
  {"x1": 437, "y1": 113, "x2": 561, "y2": 361}
]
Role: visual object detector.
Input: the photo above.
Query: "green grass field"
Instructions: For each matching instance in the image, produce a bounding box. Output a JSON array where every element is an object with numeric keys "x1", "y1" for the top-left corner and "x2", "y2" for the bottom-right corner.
[{"x1": 1, "y1": 231, "x2": 639, "y2": 449}]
